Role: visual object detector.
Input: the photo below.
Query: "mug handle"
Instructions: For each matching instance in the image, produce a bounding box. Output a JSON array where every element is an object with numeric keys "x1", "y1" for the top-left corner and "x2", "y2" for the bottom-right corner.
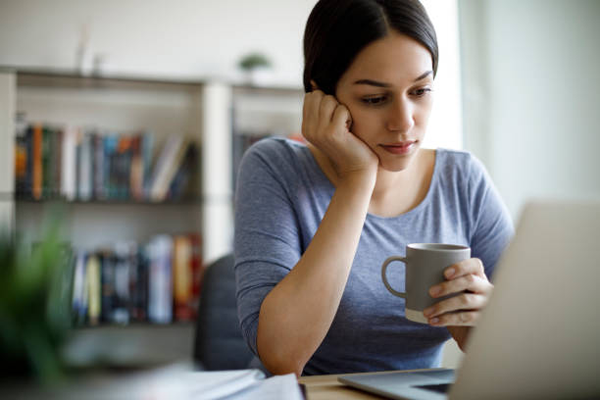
[{"x1": 381, "y1": 256, "x2": 407, "y2": 298}]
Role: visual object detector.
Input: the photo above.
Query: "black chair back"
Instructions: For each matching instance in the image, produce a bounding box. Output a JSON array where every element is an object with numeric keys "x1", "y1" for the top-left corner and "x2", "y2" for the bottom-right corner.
[{"x1": 193, "y1": 253, "x2": 255, "y2": 370}]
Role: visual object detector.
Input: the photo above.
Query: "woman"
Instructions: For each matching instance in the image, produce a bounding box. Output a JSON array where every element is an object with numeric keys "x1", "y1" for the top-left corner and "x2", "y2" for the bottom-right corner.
[{"x1": 234, "y1": 0, "x2": 513, "y2": 377}]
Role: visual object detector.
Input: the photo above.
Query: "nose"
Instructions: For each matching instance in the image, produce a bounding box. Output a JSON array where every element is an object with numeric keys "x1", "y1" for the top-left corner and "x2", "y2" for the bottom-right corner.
[{"x1": 386, "y1": 97, "x2": 414, "y2": 133}]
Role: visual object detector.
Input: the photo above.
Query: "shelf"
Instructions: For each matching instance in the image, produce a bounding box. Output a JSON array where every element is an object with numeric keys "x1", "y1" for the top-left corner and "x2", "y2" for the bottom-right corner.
[
  {"x1": 1, "y1": 65, "x2": 207, "y2": 90},
  {"x1": 72, "y1": 321, "x2": 195, "y2": 331},
  {"x1": 62, "y1": 322, "x2": 196, "y2": 369},
  {"x1": 14, "y1": 197, "x2": 206, "y2": 206}
]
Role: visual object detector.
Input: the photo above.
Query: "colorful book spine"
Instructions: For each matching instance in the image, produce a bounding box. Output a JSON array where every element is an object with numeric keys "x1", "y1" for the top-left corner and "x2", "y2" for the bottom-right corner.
[
  {"x1": 78, "y1": 131, "x2": 93, "y2": 201},
  {"x1": 86, "y1": 254, "x2": 102, "y2": 326},
  {"x1": 15, "y1": 122, "x2": 197, "y2": 203},
  {"x1": 93, "y1": 132, "x2": 105, "y2": 200},
  {"x1": 112, "y1": 242, "x2": 131, "y2": 324},
  {"x1": 72, "y1": 250, "x2": 88, "y2": 325},
  {"x1": 189, "y1": 233, "x2": 204, "y2": 319},
  {"x1": 148, "y1": 235, "x2": 173, "y2": 324},
  {"x1": 173, "y1": 235, "x2": 193, "y2": 321},
  {"x1": 61, "y1": 126, "x2": 77, "y2": 201},
  {"x1": 32, "y1": 124, "x2": 43, "y2": 200},
  {"x1": 68, "y1": 232, "x2": 203, "y2": 326}
]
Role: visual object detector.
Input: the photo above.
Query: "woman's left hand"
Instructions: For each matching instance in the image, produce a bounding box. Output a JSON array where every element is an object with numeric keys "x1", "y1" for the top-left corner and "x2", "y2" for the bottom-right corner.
[{"x1": 422, "y1": 258, "x2": 493, "y2": 349}]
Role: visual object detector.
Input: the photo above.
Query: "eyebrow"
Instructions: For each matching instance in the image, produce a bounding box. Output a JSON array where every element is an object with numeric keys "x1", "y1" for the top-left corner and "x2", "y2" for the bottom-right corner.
[{"x1": 353, "y1": 70, "x2": 433, "y2": 87}]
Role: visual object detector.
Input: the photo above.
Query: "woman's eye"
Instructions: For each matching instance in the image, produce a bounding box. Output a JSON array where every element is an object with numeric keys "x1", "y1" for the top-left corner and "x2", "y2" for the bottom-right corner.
[
  {"x1": 411, "y1": 88, "x2": 432, "y2": 97},
  {"x1": 361, "y1": 96, "x2": 387, "y2": 105}
]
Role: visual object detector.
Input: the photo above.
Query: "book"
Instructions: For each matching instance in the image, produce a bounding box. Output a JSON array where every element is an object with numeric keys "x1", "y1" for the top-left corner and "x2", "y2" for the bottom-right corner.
[
  {"x1": 86, "y1": 253, "x2": 102, "y2": 326},
  {"x1": 149, "y1": 136, "x2": 189, "y2": 201},
  {"x1": 99, "y1": 249, "x2": 115, "y2": 323},
  {"x1": 78, "y1": 130, "x2": 93, "y2": 201},
  {"x1": 129, "y1": 242, "x2": 147, "y2": 322},
  {"x1": 53, "y1": 127, "x2": 63, "y2": 199},
  {"x1": 141, "y1": 131, "x2": 155, "y2": 199},
  {"x1": 112, "y1": 242, "x2": 131, "y2": 324},
  {"x1": 61, "y1": 126, "x2": 77, "y2": 201},
  {"x1": 93, "y1": 132, "x2": 105, "y2": 200},
  {"x1": 116, "y1": 136, "x2": 133, "y2": 199},
  {"x1": 147, "y1": 235, "x2": 173, "y2": 324},
  {"x1": 189, "y1": 233, "x2": 204, "y2": 319},
  {"x1": 130, "y1": 135, "x2": 144, "y2": 201},
  {"x1": 103, "y1": 134, "x2": 118, "y2": 199},
  {"x1": 173, "y1": 235, "x2": 193, "y2": 321},
  {"x1": 168, "y1": 143, "x2": 198, "y2": 200},
  {"x1": 72, "y1": 250, "x2": 88, "y2": 325},
  {"x1": 14, "y1": 127, "x2": 28, "y2": 197},
  {"x1": 32, "y1": 124, "x2": 43, "y2": 200}
]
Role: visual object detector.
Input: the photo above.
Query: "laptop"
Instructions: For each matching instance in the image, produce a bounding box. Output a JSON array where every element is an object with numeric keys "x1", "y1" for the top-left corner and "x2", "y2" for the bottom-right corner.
[{"x1": 339, "y1": 199, "x2": 600, "y2": 399}]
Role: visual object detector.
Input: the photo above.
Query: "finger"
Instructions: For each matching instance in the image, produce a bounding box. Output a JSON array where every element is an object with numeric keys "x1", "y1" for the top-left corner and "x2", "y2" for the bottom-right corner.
[
  {"x1": 429, "y1": 274, "x2": 492, "y2": 298},
  {"x1": 318, "y1": 95, "x2": 338, "y2": 128},
  {"x1": 428, "y1": 311, "x2": 481, "y2": 327},
  {"x1": 331, "y1": 104, "x2": 351, "y2": 133},
  {"x1": 444, "y1": 258, "x2": 486, "y2": 280},
  {"x1": 302, "y1": 91, "x2": 323, "y2": 139},
  {"x1": 423, "y1": 292, "x2": 487, "y2": 319}
]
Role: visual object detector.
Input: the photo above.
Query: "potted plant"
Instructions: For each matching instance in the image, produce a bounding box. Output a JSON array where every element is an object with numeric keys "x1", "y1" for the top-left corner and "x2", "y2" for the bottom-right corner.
[
  {"x1": 0, "y1": 222, "x2": 72, "y2": 383},
  {"x1": 238, "y1": 52, "x2": 272, "y2": 86}
]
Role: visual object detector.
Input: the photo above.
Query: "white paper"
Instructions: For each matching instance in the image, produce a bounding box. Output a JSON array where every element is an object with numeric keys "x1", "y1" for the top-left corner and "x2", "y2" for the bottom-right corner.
[
  {"x1": 231, "y1": 373, "x2": 303, "y2": 400},
  {"x1": 55, "y1": 365, "x2": 303, "y2": 400}
]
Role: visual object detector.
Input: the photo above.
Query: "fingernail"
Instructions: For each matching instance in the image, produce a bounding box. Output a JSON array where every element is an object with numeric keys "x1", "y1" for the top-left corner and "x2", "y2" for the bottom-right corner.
[
  {"x1": 430, "y1": 286, "x2": 441, "y2": 297},
  {"x1": 423, "y1": 308, "x2": 433, "y2": 317},
  {"x1": 445, "y1": 268, "x2": 455, "y2": 279},
  {"x1": 430, "y1": 317, "x2": 440, "y2": 325}
]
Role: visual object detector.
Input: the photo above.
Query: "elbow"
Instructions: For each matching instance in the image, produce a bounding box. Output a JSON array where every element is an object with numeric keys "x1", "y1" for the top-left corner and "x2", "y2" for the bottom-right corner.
[
  {"x1": 257, "y1": 337, "x2": 306, "y2": 377},
  {"x1": 262, "y1": 357, "x2": 304, "y2": 378}
]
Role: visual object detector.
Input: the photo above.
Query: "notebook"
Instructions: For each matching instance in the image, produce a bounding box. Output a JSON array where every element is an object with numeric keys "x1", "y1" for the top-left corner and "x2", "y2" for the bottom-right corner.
[{"x1": 339, "y1": 199, "x2": 600, "y2": 399}]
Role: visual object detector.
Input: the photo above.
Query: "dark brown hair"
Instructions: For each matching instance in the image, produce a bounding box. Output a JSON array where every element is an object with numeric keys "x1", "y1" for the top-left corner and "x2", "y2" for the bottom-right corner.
[{"x1": 303, "y1": 0, "x2": 438, "y2": 94}]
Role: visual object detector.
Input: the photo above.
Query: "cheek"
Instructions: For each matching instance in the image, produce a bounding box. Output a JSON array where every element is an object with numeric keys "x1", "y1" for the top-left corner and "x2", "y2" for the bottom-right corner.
[{"x1": 346, "y1": 106, "x2": 380, "y2": 139}]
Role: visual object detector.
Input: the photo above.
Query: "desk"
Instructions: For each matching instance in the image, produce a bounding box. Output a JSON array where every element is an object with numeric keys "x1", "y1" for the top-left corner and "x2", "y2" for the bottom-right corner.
[{"x1": 300, "y1": 372, "x2": 388, "y2": 400}]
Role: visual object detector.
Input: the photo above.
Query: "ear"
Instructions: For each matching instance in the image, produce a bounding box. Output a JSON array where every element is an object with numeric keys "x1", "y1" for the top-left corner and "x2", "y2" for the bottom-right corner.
[{"x1": 310, "y1": 80, "x2": 319, "y2": 91}]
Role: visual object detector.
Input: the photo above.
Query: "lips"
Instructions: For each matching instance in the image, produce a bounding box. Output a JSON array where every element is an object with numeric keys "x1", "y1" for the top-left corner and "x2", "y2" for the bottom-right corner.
[{"x1": 380, "y1": 141, "x2": 417, "y2": 155}]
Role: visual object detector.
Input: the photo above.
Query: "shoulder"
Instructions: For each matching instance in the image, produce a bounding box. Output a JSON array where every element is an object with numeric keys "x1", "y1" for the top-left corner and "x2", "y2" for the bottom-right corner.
[
  {"x1": 237, "y1": 137, "x2": 313, "y2": 190},
  {"x1": 436, "y1": 148, "x2": 482, "y2": 171},
  {"x1": 435, "y1": 148, "x2": 489, "y2": 184},
  {"x1": 240, "y1": 137, "x2": 308, "y2": 170}
]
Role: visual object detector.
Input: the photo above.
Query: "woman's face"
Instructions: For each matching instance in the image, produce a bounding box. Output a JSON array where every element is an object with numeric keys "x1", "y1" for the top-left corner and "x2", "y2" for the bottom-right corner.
[{"x1": 335, "y1": 31, "x2": 434, "y2": 172}]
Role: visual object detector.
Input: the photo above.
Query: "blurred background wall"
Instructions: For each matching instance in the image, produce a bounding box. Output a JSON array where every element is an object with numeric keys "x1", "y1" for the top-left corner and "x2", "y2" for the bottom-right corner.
[
  {"x1": 0, "y1": 0, "x2": 314, "y2": 84},
  {"x1": 460, "y1": 0, "x2": 600, "y2": 219}
]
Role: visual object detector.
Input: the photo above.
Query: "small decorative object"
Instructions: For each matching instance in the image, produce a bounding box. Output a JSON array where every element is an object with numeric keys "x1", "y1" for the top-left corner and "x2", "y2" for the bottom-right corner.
[
  {"x1": 0, "y1": 220, "x2": 72, "y2": 383},
  {"x1": 238, "y1": 52, "x2": 272, "y2": 86},
  {"x1": 75, "y1": 23, "x2": 93, "y2": 76}
]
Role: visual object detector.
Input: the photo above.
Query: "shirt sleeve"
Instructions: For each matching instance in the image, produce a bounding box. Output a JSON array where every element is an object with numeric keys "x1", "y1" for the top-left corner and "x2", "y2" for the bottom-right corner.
[
  {"x1": 466, "y1": 154, "x2": 515, "y2": 281},
  {"x1": 233, "y1": 139, "x2": 302, "y2": 356}
]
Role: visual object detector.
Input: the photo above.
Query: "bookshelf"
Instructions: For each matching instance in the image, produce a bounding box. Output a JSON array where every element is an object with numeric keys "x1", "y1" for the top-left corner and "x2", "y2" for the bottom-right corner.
[
  {"x1": 0, "y1": 68, "x2": 213, "y2": 366},
  {"x1": 231, "y1": 85, "x2": 304, "y2": 190},
  {"x1": 0, "y1": 67, "x2": 304, "y2": 367}
]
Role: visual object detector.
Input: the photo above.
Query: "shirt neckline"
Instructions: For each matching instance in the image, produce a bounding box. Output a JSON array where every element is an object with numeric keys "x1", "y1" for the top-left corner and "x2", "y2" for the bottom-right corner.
[{"x1": 299, "y1": 141, "x2": 442, "y2": 220}]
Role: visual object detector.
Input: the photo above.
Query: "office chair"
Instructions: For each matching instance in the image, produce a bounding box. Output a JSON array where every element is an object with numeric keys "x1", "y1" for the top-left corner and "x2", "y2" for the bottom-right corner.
[{"x1": 193, "y1": 253, "x2": 255, "y2": 370}]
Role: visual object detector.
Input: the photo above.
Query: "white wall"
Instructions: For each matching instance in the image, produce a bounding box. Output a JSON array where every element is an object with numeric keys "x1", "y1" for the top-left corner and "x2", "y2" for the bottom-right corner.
[
  {"x1": 459, "y1": 0, "x2": 600, "y2": 220},
  {"x1": 0, "y1": 0, "x2": 316, "y2": 85}
]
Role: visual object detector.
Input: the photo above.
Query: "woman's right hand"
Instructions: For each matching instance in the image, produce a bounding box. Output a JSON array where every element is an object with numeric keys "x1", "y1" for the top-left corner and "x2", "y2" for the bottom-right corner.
[{"x1": 302, "y1": 89, "x2": 378, "y2": 181}]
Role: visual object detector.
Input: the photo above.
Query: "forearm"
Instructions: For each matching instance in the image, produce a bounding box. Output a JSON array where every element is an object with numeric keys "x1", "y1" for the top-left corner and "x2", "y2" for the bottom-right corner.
[{"x1": 257, "y1": 172, "x2": 375, "y2": 376}]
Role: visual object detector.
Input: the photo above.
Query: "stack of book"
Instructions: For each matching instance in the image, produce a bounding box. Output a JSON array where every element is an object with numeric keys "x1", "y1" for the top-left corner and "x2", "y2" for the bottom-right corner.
[
  {"x1": 71, "y1": 233, "x2": 204, "y2": 326},
  {"x1": 14, "y1": 123, "x2": 199, "y2": 202}
]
